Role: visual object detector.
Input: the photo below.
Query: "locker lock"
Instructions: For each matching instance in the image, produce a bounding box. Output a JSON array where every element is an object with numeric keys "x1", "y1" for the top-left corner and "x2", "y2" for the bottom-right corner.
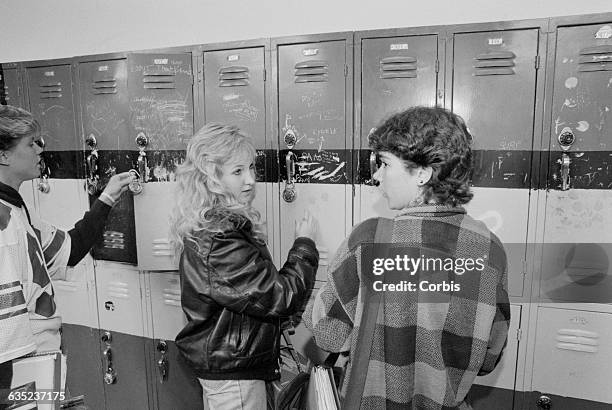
[
  {"x1": 283, "y1": 151, "x2": 297, "y2": 203},
  {"x1": 101, "y1": 330, "x2": 112, "y2": 344},
  {"x1": 558, "y1": 127, "x2": 575, "y2": 149},
  {"x1": 85, "y1": 134, "x2": 100, "y2": 195},
  {"x1": 536, "y1": 395, "x2": 552, "y2": 409},
  {"x1": 284, "y1": 129, "x2": 297, "y2": 149}
]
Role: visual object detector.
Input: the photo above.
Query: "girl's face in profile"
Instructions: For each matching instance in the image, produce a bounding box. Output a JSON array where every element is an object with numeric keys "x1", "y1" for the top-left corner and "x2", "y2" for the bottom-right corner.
[
  {"x1": 373, "y1": 151, "x2": 429, "y2": 210},
  {"x1": 219, "y1": 155, "x2": 256, "y2": 205}
]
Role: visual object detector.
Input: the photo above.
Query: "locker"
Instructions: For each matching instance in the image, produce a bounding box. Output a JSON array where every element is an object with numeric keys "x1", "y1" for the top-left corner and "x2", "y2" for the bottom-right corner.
[
  {"x1": 532, "y1": 307, "x2": 612, "y2": 404},
  {"x1": 274, "y1": 36, "x2": 352, "y2": 279},
  {"x1": 146, "y1": 272, "x2": 203, "y2": 410},
  {"x1": 1, "y1": 65, "x2": 24, "y2": 108},
  {"x1": 203, "y1": 45, "x2": 275, "y2": 252},
  {"x1": 129, "y1": 53, "x2": 194, "y2": 271},
  {"x1": 355, "y1": 30, "x2": 442, "y2": 223},
  {"x1": 94, "y1": 262, "x2": 150, "y2": 409},
  {"x1": 77, "y1": 57, "x2": 138, "y2": 264}
]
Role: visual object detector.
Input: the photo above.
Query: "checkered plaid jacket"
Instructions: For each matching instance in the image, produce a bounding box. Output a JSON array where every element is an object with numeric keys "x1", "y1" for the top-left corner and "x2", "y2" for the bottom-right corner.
[{"x1": 304, "y1": 206, "x2": 510, "y2": 409}]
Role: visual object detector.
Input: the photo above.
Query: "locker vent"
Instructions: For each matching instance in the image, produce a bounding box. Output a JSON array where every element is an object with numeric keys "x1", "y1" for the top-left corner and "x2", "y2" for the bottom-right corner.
[
  {"x1": 107, "y1": 281, "x2": 129, "y2": 299},
  {"x1": 218, "y1": 66, "x2": 250, "y2": 87},
  {"x1": 142, "y1": 68, "x2": 176, "y2": 89},
  {"x1": 152, "y1": 238, "x2": 173, "y2": 257},
  {"x1": 162, "y1": 286, "x2": 181, "y2": 307},
  {"x1": 473, "y1": 51, "x2": 516, "y2": 76},
  {"x1": 2, "y1": 85, "x2": 13, "y2": 103},
  {"x1": 103, "y1": 231, "x2": 125, "y2": 250},
  {"x1": 578, "y1": 45, "x2": 612, "y2": 72},
  {"x1": 379, "y1": 56, "x2": 417, "y2": 79},
  {"x1": 555, "y1": 328, "x2": 599, "y2": 353},
  {"x1": 294, "y1": 60, "x2": 328, "y2": 83},
  {"x1": 92, "y1": 76, "x2": 118, "y2": 95},
  {"x1": 39, "y1": 81, "x2": 63, "y2": 99}
]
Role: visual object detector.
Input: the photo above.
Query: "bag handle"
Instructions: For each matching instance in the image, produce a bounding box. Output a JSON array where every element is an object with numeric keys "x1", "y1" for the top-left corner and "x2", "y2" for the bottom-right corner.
[{"x1": 343, "y1": 218, "x2": 393, "y2": 409}]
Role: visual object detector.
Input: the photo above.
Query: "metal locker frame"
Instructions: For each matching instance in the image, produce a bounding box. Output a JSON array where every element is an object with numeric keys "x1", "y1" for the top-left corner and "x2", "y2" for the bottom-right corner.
[
  {"x1": 353, "y1": 25, "x2": 446, "y2": 225},
  {"x1": 525, "y1": 11, "x2": 612, "y2": 410},
  {"x1": 1, "y1": 62, "x2": 25, "y2": 108}
]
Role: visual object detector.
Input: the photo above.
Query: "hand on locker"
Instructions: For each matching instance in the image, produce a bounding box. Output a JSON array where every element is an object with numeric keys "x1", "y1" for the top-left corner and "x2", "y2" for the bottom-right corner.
[
  {"x1": 295, "y1": 210, "x2": 318, "y2": 241},
  {"x1": 98, "y1": 171, "x2": 137, "y2": 206}
]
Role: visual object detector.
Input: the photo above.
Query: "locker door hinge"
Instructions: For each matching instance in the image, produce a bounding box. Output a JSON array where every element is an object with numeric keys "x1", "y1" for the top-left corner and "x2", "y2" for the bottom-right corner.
[
  {"x1": 522, "y1": 260, "x2": 528, "y2": 276},
  {"x1": 516, "y1": 328, "x2": 522, "y2": 341},
  {"x1": 344, "y1": 65, "x2": 348, "y2": 77},
  {"x1": 534, "y1": 55, "x2": 541, "y2": 70},
  {"x1": 263, "y1": 68, "x2": 267, "y2": 82},
  {"x1": 435, "y1": 59, "x2": 440, "y2": 73}
]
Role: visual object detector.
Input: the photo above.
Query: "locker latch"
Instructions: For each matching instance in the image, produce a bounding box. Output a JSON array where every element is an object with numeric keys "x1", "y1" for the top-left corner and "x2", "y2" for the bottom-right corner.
[
  {"x1": 558, "y1": 127, "x2": 575, "y2": 191},
  {"x1": 369, "y1": 151, "x2": 380, "y2": 186},
  {"x1": 129, "y1": 132, "x2": 149, "y2": 194},
  {"x1": 85, "y1": 134, "x2": 100, "y2": 195},
  {"x1": 157, "y1": 340, "x2": 169, "y2": 383},
  {"x1": 101, "y1": 331, "x2": 117, "y2": 385},
  {"x1": 37, "y1": 137, "x2": 50, "y2": 194},
  {"x1": 283, "y1": 151, "x2": 297, "y2": 203}
]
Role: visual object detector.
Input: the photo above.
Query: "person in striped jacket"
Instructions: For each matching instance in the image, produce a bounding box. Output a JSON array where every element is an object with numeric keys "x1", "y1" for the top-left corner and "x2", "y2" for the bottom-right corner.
[
  {"x1": 304, "y1": 106, "x2": 510, "y2": 409},
  {"x1": 0, "y1": 105, "x2": 133, "y2": 398}
]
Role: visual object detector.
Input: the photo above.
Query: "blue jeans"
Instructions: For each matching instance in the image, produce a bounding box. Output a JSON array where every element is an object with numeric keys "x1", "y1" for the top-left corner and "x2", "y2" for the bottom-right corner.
[{"x1": 199, "y1": 378, "x2": 267, "y2": 410}]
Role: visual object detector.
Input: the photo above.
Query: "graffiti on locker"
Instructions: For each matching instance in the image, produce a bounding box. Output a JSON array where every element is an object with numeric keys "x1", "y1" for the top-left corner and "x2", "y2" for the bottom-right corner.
[
  {"x1": 282, "y1": 110, "x2": 344, "y2": 150},
  {"x1": 40, "y1": 151, "x2": 84, "y2": 179},
  {"x1": 549, "y1": 151, "x2": 612, "y2": 189},
  {"x1": 84, "y1": 100, "x2": 128, "y2": 145},
  {"x1": 221, "y1": 93, "x2": 260, "y2": 122},
  {"x1": 129, "y1": 95, "x2": 192, "y2": 150},
  {"x1": 470, "y1": 150, "x2": 532, "y2": 188},
  {"x1": 279, "y1": 149, "x2": 350, "y2": 184},
  {"x1": 91, "y1": 193, "x2": 137, "y2": 264},
  {"x1": 134, "y1": 150, "x2": 185, "y2": 182}
]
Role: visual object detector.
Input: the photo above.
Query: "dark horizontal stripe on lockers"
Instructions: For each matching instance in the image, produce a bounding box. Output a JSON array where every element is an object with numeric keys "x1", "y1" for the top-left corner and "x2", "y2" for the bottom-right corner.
[
  {"x1": 356, "y1": 149, "x2": 534, "y2": 189},
  {"x1": 42, "y1": 149, "x2": 279, "y2": 183},
  {"x1": 543, "y1": 151, "x2": 612, "y2": 190}
]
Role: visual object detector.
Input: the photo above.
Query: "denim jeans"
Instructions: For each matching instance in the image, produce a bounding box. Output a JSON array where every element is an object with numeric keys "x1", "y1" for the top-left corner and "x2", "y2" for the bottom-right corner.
[{"x1": 199, "y1": 378, "x2": 267, "y2": 410}]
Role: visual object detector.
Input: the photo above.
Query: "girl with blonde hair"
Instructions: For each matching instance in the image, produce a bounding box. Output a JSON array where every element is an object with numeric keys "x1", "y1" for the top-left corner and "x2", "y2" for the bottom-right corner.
[{"x1": 171, "y1": 123, "x2": 318, "y2": 410}]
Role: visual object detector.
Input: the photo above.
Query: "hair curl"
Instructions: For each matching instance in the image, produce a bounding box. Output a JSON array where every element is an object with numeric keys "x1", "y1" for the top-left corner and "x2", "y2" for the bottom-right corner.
[
  {"x1": 169, "y1": 123, "x2": 265, "y2": 256},
  {"x1": 369, "y1": 106, "x2": 473, "y2": 206},
  {"x1": 0, "y1": 105, "x2": 41, "y2": 151}
]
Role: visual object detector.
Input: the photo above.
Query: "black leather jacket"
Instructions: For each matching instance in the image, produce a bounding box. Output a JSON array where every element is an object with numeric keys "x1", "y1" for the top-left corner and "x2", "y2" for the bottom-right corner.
[{"x1": 176, "y1": 219, "x2": 318, "y2": 381}]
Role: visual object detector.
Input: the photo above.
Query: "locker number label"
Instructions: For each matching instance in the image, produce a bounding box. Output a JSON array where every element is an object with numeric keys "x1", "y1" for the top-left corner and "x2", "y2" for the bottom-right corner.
[
  {"x1": 390, "y1": 43, "x2": 409, "y2": 50},
  {"x1": 488, "y1": 38, "x2": 503, "y2": 45}
]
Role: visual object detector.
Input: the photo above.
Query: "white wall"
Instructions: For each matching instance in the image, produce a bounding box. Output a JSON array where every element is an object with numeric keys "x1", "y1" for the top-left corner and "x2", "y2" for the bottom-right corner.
[{"x1": 0, "y1": 0, "x2": 610, "y2": 62}]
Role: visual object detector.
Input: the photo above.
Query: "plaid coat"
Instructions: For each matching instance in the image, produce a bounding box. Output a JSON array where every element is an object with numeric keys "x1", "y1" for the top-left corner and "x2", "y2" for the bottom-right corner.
[{"x1": 304, "y1": 206, "x2": 510, "y2": 409}]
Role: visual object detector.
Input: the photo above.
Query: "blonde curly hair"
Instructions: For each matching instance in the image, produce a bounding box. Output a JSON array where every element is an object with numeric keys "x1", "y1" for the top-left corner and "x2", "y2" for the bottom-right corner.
[{"x1": 169, "y1": 123, "x2": 265, "y2": 256}]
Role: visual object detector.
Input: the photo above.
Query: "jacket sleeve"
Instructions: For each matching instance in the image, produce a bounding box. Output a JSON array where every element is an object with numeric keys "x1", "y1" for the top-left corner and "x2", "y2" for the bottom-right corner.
[
  {"x1": 67, "y1": 199, "x2": 111, "y2": 266},
  {"x1": 303, "y1": 235, "x2": 357, "y2": 353},
  {"x1": 478, "y1": 282, "x2": 510, "y2": 375},
  {"x1": 183, "y1": 234, "x2": 318, "y2": 320}
]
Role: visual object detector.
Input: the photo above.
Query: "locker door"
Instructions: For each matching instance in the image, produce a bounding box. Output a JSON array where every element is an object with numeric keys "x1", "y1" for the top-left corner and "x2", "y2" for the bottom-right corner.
[
  {"x1": 356, "y1": 34, "x2": 440, "y2": 223},
  {"x1": 95, "y1": 262, "x2": 150, "y2": 409},
  {"x1": 451, "y1": 29, "x2": 541, "y2": 298},
  {"x1": 274, "y1": 37, "x2": 352, "y2": 357},
  {"x1": 276, "y1": 39, "x2": 351, "y2": 277},
  {"x1": 532, "y1": 20, "x2": 612, "y2": 408},
  {"x1": 203, "y1": 46, "x2": 274, "y2": 250},
  {"x1": 79, "y1": 58, "x2": 137, "y2": 264},
  {"x1": 147, "y1": 272, "x2": 203, "y2": 410},
  {"x1": 1, "y1": 65, "x2": 24, "y2": 107},
  {"x1": 129, "y1": 53, "x2": 194, "y2": 271}
]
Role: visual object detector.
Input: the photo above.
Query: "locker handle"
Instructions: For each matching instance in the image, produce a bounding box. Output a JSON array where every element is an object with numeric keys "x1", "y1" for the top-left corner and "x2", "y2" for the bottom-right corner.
[
  {"x1": 157, "y1": 341, "x2": 169, "y2": 383},
  {"x1": 282, "y1": 152, "x2": 297, "y2": 203},
  {"x1": 103, "y1": 347, "x2": 117, "y2": 385},
  {"x1": 38, "y1": 152, "x2": 51, "y2": 194},
  {"x1": 369, "y1": 151, "x2": 379, "y2": 186},
  {"x1": 129, "y1": 132, "x2": 148, "y2": 194},
  {"x1": 560, "y1": 153, "x2": 571, "y2": 191},
  {"x1": 85, "y1": 134, "x2": 100, "y2": 195}
]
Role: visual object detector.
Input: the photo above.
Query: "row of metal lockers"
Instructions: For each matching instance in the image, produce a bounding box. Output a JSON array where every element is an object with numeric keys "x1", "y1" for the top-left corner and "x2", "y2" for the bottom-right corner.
[{"x1": 2, "y1": 12, "x2": 611, "y2": 410}]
